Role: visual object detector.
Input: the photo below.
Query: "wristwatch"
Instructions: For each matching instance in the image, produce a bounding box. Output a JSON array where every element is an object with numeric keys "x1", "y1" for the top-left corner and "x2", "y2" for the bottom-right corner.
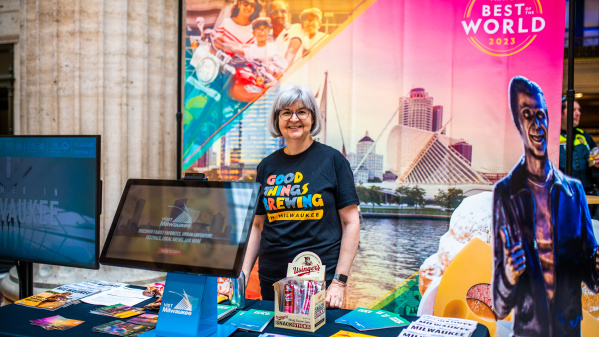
[{"x1": 333, "y1": 273, "x2": 348, "y2": 284}]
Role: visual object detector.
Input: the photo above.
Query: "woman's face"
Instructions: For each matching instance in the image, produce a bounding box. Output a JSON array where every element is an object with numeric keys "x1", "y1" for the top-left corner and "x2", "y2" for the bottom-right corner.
[
  {"x1": 237, "y1": 0, "x2": 256, "y2": 19},
  {"x1": 278, "y1": 100, "x2": 314, "y2": 142},
  {"x1": 302, "y1": 14, "x2": 320, "y2": 37}
]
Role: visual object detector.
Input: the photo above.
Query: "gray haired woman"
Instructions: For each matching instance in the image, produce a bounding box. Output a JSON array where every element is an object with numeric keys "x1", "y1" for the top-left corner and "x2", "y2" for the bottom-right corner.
[{"x1": 241, "y1": 84, "x2": 360, "y2": 309}]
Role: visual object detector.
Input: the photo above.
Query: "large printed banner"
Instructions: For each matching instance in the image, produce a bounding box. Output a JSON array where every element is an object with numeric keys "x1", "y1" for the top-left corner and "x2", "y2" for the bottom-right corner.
[{"x1": 182, "y1": 0, "x2": 567, "y2": 326}]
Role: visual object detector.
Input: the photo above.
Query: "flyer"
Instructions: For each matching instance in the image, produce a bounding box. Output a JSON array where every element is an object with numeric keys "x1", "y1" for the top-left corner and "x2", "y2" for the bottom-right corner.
[{"x1": 335, "y1": 308, "x2": 410, "y2": 331}]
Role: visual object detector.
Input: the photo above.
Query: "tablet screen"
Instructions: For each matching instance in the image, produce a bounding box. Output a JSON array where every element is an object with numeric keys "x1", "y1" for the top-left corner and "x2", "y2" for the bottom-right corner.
[{"x1": 100, "y1": 179, "x2": 260, "y2": 277}]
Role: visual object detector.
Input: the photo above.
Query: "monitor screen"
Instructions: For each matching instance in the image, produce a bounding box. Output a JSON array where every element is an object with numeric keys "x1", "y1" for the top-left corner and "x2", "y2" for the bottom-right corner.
[
  {"x1": 99, "y1": 179, "x2": 260, "y2": 277},
  {"x1": 0, "y1": 135, "x2": 101, "y2": 269}
]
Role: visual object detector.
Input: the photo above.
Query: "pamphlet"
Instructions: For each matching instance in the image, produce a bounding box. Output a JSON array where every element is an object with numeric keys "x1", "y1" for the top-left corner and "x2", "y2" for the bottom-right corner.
[
  {"x1": 16, "y1": 280, "x2": 128, "y2": 311},
  {"x1": 30, "y1": 315, "x2": 84, "y2": 331},
  {"x1": 402, "y1": 315, "x2": 478, "y2": 337},
  {"x1": 82, "y1": 287, "x2": 149, "y2": 306},
  {"x1": 224, "y1": 309, "x2": 274, "y2": 332},
  {"x1": 126, "y1": 314, "x2": 159, "y2": 327},
  {"x1": 217, "y1": 304, "x2": 238, "y2": 320},
  {"x1": 335, "y1": 308, "x2": 410, "y2": 331},
  {"x1": 93, "y1": 320, "x2": 154, "y2": 336},
  {"x1": 90, "y1": 304, "x2": 145, "y2": 318},
  {"x1": 258, "y1": 334, "x2": 297, "y2": 337},
  {"x1": 329, "y1": 331, "x2": 378, "y2": 337}
]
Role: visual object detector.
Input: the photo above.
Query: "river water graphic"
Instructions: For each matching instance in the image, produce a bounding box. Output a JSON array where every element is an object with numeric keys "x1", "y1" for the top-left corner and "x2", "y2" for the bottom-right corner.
[{"x1": 345, "y1": 217, "x2": 449, "y2": 309}]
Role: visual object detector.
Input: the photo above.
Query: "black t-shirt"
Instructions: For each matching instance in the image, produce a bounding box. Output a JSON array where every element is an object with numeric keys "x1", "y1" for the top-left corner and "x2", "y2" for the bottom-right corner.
[{"x1": 255, "y1": 141, "x2": 359, "y2": 282}]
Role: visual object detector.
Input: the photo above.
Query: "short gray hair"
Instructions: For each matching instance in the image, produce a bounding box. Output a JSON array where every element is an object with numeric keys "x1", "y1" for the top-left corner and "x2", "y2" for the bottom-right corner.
[{"x1": 267, "y1": 84, "x2": 323, "y2": 138}]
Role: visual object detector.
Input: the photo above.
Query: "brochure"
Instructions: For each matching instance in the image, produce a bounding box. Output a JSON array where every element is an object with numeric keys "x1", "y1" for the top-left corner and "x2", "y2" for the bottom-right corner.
[
  {"x1": 30, "y1": 315, "x2": 85, "y2": 331},
  {"x1": 91, "y1": 304, "x2": 145, "y2": 318},
  {"x1": 335, "y1": 308, "x2": 410, "y2": 331},
  {"x1": 93, "y1": 320, "x2": 154, "y2": 336},
  {"x1": 82, "y1": 287, "x2": 149, "y2": 306},
  {"x1": 401, "y1": 315, "x2": 477, "y2": 337},
  {"x1": 224, "y1": 309, "x2": 274, "y2": 332},
  {"x1": 258, "y1": 334, "x2": 297, "y2": 337},
  {"x1": 15, "y1": 280, "x2": 128, "y2": 310},
  {"x1": 217, "y1": 304, "x2": 238, "y2": 320},
  {"x1": 126, "y1": 314, "x2": 159, "y2": 327},
  {"x1": 329, "y1": 331, "x2": 378, "y2": 337}
]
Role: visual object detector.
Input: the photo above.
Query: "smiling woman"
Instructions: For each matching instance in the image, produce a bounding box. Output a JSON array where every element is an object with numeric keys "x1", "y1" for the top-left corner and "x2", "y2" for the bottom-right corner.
[{"x1": 241, "y1": 85, "x2": 361, "y2": 310}]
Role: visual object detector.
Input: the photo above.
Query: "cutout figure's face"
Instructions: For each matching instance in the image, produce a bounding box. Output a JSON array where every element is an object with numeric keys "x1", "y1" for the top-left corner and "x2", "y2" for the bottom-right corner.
[{"x1": 517, "y1": 92, "x2": 548, "y2": 159}]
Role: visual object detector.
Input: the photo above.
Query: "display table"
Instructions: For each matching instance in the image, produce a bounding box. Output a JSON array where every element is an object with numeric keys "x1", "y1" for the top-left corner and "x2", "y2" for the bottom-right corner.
[
  {"x1": 587, "y1": 195, "x2": 599, "y2": 205},
  {"x1": 0, "y1": 296, "x2": 490, "y2": 337}
]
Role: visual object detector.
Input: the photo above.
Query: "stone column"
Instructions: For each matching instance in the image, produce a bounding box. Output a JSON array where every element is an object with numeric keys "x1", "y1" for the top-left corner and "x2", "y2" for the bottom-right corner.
[{"x1": 1, "y1": 0, "x2": 178, "y2": 302}]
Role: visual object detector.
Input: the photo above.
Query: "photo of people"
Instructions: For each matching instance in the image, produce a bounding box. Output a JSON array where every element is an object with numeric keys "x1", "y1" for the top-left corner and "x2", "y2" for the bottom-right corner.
[{"x1": 182, "y1": 1, "x2": 367, "y2": 170}]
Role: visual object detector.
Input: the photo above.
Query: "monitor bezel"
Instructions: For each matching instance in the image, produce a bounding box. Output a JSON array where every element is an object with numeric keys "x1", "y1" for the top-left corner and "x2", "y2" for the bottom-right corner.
[
  {"x1": 99, "y1": 178, "x2": 260, "y2": 278},
  {"x1": 0, "y1": 135, "x2": 101, "y2": 270}
]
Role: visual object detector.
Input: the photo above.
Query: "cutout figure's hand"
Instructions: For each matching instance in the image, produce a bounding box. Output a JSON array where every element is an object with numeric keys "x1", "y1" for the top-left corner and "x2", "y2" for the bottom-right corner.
[{"x1": 499, "y1": 226, "x2": 526, "y2": 286}]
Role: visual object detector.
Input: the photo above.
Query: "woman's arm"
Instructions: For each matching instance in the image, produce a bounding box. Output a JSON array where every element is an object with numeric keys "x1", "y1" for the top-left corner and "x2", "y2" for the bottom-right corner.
[
  {"x1": 241, "y1": 214, "x2": 265, "y2": 286},
  {"x1": 326, "y1": 204, "x2": 360, "y2": 308}
]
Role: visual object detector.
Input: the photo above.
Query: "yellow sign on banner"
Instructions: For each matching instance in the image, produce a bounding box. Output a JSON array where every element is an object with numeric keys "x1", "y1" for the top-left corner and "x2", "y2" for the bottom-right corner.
[{"x1": 268, "y1": 210, "x2": 324, "y2": 222}]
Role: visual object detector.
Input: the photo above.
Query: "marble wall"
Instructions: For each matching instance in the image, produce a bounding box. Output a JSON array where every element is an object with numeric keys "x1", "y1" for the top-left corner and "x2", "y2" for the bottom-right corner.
[{"x1": 0, "y1": 0, "x2": 179, "y2": 301}]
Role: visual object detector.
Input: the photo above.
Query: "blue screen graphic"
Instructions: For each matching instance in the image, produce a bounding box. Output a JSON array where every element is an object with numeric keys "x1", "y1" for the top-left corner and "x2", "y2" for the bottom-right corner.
[{"x1": 0, "y1": 136, "x2": 99, "y2": 269}]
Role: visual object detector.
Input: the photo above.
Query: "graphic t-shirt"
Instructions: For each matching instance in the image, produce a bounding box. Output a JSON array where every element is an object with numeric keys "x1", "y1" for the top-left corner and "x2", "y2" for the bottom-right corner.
[{"x1": 255, "y1": 141, "x2": 359, "y2": 282}]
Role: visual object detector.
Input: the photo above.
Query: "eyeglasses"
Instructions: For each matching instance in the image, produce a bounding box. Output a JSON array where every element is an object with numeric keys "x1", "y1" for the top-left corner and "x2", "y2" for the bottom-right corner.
[
  {"x1": 270, "y1": 9, "x2": 287, "y2": 15},
  {"x1": 278, "y1": 108, "x2": 312, "y2": 120},
  {"x1": 238, "y1": 0, "x2": 256, "y2": 9}
]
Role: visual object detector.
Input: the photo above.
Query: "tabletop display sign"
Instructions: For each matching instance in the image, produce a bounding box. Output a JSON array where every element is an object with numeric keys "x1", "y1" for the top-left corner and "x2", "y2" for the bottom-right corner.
[{"x1": 273, "y1": 251, "x2": 326, "y2": 333}]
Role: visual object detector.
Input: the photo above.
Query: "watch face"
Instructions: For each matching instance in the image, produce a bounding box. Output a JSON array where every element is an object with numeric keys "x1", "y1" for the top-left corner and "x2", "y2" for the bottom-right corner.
[{"x1": 335, "y1": 274, "x2": 348, "y2": 283}]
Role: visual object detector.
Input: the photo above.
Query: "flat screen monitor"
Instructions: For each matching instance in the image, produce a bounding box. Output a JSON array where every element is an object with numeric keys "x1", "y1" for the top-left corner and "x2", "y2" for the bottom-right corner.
[
  {"x1": 99, "y1": 179, "x2": 260, "y2": 277},
  {"x1": 0, "y1": 135, "x2": 101, "y2": 269}
]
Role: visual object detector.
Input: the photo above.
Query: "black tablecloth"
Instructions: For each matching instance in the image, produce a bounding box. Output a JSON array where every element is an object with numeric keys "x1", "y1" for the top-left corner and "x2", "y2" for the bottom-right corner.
[{"x1": 0, "y1": 297, "x2": 490, "y2": 337}]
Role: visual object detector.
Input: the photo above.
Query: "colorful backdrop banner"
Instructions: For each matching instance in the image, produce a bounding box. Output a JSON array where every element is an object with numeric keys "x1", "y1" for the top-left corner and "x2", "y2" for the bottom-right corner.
[{"x1": 182, "y1": 0, "x2": 566, "y2": 318}]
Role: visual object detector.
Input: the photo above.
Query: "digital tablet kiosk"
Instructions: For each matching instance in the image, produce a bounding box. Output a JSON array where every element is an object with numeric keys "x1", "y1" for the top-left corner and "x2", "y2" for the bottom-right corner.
[{"x1": 100, "y1": 179, "x2": 260, "y2": 278}]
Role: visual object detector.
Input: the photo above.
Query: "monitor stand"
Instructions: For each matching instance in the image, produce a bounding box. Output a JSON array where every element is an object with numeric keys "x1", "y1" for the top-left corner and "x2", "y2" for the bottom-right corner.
[
  {"x1": 140, "y1": 273, "x2": 237, "y2": 337},
  {"x1": 16, "y1": 260, "x2": 33, "y2": 298}
]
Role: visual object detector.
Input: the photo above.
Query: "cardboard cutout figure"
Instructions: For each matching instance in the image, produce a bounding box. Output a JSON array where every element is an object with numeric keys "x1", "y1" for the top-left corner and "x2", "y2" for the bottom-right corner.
[{"x1": 492, "y1": 76, "x2": 599, "y2": 336}]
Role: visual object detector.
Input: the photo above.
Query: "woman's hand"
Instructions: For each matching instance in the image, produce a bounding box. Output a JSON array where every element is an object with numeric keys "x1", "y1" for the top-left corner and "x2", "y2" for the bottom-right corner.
[{"x1": 325, "y1": 279, "x2": 346, "y2": 308}]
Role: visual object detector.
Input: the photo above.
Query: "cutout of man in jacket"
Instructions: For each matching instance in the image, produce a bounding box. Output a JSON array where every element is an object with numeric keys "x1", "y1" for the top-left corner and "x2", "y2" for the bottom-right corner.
[{"x1": 492, "y1": 76, "x2": 599, "y2": 336}]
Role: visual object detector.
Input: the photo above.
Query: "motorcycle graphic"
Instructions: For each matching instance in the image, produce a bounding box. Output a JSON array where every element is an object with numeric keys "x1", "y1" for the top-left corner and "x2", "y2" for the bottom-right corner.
[{"x1": 183, "y1": 29, "x2": 285, "y2": 169}]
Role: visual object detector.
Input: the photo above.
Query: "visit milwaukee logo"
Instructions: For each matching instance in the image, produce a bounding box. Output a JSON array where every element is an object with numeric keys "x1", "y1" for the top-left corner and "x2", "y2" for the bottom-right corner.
[
  {"x1": 462, "y1": 0, "x2": 546, "y2": 57},
  {"x1": 293, "y1": 265, "x2": 320, "y2": 277}
]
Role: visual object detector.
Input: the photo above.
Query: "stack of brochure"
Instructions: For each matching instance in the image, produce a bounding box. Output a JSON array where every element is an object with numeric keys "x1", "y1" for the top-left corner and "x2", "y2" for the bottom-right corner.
[
  {"x1": 335, "y1": 308, "x2": 410, "y2": 331},
  {"x1": 217, "y1": 304, "x2": 238, "y2": 320},
  {"x1": 330, "y1": 331, "x2": 378, "y2": 337},
  {"x1": 399, "y1": 315, "x2": 478, "y2": 337},
  {"x1": 30, "y1": 315, "x2": 85, "y2": 331},
  {"x1": 92, "y1": 320, "x2": 154, "y2": 336},
  {"x1": 224, "y1": 309, "x2": 274, "y2": 332},
  {"x1": 126, "y1": 314, "x2": 158, "y2": 327},
  {"x1": 15, "y1": 280, "x2": 128, "y2": 310},
  {"x1": 90, "y1": 304, "x2": 145, "y2": 319}
]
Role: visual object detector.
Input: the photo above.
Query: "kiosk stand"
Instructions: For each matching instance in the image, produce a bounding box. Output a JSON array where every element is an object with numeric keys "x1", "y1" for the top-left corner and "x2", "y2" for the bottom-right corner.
[
  {"x1": 99, "y1": 179, "x2": 260, "y2": 337},
  {"x1": 140, "y1": 273, "x2": 236, "y2": 337}
]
